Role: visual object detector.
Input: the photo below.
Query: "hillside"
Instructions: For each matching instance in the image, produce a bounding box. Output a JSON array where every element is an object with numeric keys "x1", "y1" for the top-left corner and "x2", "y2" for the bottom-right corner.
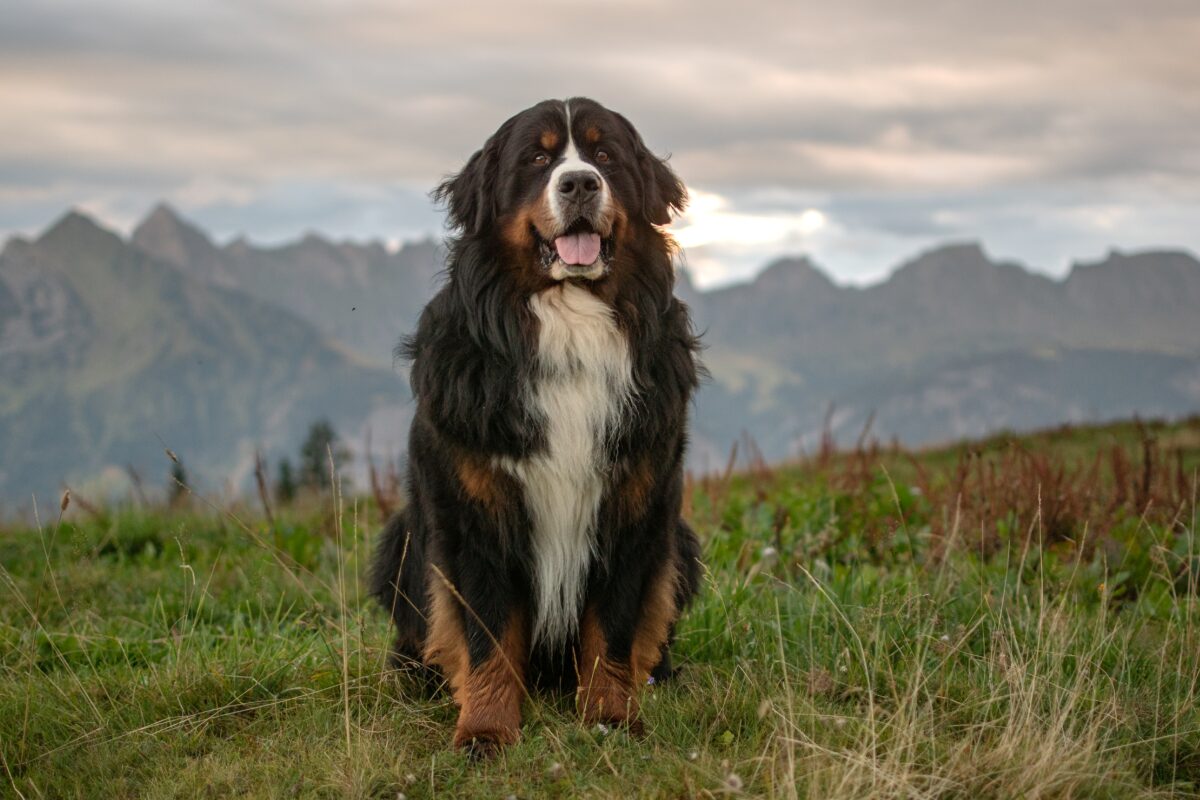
[
  {"x1": 0, "y1": 211, "x2": 407, "y2": 505},
  {"x1": 2, "y1": 419, "x2": 1196, "y2": 797}
]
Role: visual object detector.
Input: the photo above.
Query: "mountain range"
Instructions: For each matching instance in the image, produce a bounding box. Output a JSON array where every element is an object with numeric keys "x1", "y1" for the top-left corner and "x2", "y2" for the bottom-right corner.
[
  {"x1": 2, "y1": 204, "x2": 1199, "y2": 505},
  {"x1": 685, "y1": 243, "x2": 1200, "y2": 467},
  {"x1": 0, "y1": 209, "x2": 409, "y2": 507}
]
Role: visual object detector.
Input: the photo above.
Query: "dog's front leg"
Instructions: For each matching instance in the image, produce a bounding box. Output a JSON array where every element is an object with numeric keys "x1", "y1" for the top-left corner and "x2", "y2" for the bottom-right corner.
[
  {"x1": 425, "y1": 565, "x2": 528, "y2": 757},
  {"x1": 576, "y1": 555, "x2": 679, "y2": 734},
  {"x1": 453, "y1": 613, "x2": 527, "y2": 756}
]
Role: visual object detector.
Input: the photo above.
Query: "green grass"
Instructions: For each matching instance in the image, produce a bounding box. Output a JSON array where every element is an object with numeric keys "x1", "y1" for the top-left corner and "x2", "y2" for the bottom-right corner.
[{"x1": 2, "y1": 419, "x2": 1199, "y2": 798}]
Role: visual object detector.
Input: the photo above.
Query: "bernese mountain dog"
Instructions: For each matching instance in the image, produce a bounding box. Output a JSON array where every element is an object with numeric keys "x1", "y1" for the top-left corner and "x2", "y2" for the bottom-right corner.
[{"x1": 371, "y1": 97, "x2": 703, "y2": 756}]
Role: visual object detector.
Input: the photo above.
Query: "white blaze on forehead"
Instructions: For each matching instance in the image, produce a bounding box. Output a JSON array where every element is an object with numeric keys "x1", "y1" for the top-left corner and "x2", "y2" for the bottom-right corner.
[
  {"x1": 556, "y1": 100, "x2": 590, "y2": 173},
  {"x1": 546, "y1": 99, "x2": 610, "y2": 228}
]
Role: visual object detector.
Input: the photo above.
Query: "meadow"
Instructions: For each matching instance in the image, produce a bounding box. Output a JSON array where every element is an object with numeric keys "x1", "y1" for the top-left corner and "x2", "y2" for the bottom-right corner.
[{"x1": 2, "y1": 418, "x2": 1198, "y2": 798}]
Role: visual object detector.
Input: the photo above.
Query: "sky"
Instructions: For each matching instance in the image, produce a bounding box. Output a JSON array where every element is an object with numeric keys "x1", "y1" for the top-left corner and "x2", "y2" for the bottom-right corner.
[{"x1": 3, "y1": 0, "x2": 1199, "y2": 288}]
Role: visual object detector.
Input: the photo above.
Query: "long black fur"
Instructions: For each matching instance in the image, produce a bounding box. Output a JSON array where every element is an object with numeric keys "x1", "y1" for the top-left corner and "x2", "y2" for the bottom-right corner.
[{"x1": 370, "y1": 97, "x2": 702, "y2": 695}]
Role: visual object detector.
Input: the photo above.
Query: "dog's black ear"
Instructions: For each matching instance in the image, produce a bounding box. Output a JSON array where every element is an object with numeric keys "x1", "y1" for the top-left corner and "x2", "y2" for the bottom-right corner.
[
  {"x1": 433, "y1": 121, "x2": 512, "y2": 235},
  {"x1": 616, "y1": 112, "x2": 687, "y2": 225},
  {"x1": 642, "y1": 152, "x2": 687, "y2": 226}
]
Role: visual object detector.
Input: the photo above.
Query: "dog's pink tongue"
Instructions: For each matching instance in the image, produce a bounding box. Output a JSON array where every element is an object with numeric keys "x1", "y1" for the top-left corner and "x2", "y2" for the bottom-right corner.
[{"x1": 554, "y1": 232, "x2": 602, "y2": 265}]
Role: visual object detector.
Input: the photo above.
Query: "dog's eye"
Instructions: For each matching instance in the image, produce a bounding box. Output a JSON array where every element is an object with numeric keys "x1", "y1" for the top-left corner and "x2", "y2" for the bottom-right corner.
[
  {"x1": 595, "y1": 150, "x2": 610, "y2": 164},
  {"x1": 532, "y1": 152, "x2": 550, "y2": 167}
]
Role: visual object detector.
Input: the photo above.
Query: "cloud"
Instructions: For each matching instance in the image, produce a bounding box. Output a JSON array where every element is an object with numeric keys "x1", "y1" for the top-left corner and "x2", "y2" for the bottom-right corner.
[{"x1": 2, "y1": 0, "x2": 1199, "y2": 283}]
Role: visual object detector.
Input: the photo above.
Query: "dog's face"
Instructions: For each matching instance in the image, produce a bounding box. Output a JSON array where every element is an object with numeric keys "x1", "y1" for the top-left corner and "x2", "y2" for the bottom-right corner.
[{"x1": 436, "y1": 98, "x2": 686, "y2": 284}]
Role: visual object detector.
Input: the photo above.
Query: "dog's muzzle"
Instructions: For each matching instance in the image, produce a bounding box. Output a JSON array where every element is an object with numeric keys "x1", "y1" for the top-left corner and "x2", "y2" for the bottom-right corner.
[
  {"x1": 538, "y1": 169, "x2": 614, "y2": 280},
  {"x1": 537, "y1": 219, "x2": 615, "y2": 277}
]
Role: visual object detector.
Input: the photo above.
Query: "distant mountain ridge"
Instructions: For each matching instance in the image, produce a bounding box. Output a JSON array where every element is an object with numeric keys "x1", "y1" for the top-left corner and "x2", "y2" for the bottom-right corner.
[
  {"x1": 0, "y1": 209, "x2": 408, "y2": 506},
  {"x1": 688, "y1": 241, "x2": 1200, "y2": 464},
  {"x1": 131, "y1": 204, "x2": 443, "y2": 365},
  {"x1": 2, "y1": 204, "x2": 1199, "y2": 503}
]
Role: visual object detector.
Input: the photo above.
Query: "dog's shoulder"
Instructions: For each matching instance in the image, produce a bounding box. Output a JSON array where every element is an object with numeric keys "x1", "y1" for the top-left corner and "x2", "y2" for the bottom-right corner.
[{"x1": 404, "y1": 277, "x2": 539, "y2": 456}]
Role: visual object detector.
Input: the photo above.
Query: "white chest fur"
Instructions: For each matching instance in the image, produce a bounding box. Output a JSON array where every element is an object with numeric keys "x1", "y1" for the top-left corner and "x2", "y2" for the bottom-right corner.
[{"x1": 499, "y1": 283, "x2": 633, "y2": 648}]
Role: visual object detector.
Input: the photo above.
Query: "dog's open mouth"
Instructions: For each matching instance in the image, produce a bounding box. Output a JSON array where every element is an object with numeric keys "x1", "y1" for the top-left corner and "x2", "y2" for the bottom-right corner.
[{"x1": 536, "y1": 219, "x2": 614, "y2": 273}]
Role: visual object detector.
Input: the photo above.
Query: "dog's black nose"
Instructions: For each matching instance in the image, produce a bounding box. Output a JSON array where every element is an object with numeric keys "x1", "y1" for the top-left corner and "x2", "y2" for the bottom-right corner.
[{"x1": 557, "y1": 170, "x2": 601, "y2": 202}]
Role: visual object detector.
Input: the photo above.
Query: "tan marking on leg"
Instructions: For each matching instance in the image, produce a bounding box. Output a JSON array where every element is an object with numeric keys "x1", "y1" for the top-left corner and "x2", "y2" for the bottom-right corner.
[
  {"x1": 630, "y1": 561, "x2": 681, "y2": 685},
  {"x1": 576, "y1": 608, "x2": 640, "y2": 730},
  {"x1": 576, "y1": 560, "x2": 682, "y2": 731},
  {"x1": 452, "y1": 611, "x2": 528, "y2": 755},
  {"x1": 423, "y1": 575, "x2": 469, "y2": 697}
]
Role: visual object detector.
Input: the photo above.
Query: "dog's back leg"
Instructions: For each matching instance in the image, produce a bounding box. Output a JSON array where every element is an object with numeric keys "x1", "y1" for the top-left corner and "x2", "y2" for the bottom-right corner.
[
  {"x1": 651, "y1": 517, "x2": 703, "y2": 683},
  {"x1": 370, "y1": 510, "x2": 431, "y2": 670}
]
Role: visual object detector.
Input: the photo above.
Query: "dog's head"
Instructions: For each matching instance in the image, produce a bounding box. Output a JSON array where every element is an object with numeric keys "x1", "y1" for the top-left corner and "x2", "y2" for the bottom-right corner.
[{"x1": 435, "y1": 97, "x2": 686, "y2": 284}]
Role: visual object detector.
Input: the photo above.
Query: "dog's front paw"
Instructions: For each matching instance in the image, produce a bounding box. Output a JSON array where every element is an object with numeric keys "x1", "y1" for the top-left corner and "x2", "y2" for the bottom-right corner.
[
  {"x1": 578, "y1": 685, "x2": 643, "y2": 735},
  {"x1": 453, "y1": 723, "x2": 520, "y2": 759}
]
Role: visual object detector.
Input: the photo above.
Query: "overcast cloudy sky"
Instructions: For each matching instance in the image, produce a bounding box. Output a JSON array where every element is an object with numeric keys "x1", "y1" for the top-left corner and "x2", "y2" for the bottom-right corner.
[{"x1": 3, "y1": 0, "x2": 1198, "y2": 287}]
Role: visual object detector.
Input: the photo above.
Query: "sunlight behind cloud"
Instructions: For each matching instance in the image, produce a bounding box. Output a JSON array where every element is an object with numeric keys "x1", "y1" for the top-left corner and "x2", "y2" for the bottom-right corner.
[
  {"x1": 671, "y1": 188, "x2": 827, "y2": 249},
  {"x1": 669, "y1": 188, "x2": 833, "y2": 288}
]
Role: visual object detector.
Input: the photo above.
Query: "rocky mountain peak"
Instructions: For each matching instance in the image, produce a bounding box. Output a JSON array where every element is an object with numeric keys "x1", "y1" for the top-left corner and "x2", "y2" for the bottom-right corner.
[
  {"x1": 1069, "y1": 248, "x2": 1200, "y2": 277},
  {"x1": 753, "y1": 255, "x2": 836, "y2": 293},
  {"x1": 35, "y1": 209, "x2": 124, "y2": 263},
  {"x1": 131, "y1": 203, "x2": 238, "y2": 286},
  {"x1": 891, "y1": 241, "x2": 992, "y2": 280}
]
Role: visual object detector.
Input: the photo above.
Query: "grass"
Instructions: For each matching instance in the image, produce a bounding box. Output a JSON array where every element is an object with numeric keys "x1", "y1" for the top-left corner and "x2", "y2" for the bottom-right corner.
[{"x1": 2, "y1": 418, "x2": 1199, "y2": 798}]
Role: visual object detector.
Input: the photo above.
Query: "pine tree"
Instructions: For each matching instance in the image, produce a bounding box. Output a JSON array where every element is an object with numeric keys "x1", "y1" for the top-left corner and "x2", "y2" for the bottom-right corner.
[
  {"x1": 275, "y1": 457, "x2": 297, "y2": 504},
  {"x1": 299, "y1": 419, "x2": 349, "y2": 490},
  {"x1": 168, "y1": 460, "x2": 188, "y2": 506}
]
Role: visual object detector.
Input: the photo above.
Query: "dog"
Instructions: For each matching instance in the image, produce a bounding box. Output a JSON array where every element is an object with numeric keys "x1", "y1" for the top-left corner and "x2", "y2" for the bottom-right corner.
[{"x1": 371, "y1": 97, "x2": 702, "y2": 756}]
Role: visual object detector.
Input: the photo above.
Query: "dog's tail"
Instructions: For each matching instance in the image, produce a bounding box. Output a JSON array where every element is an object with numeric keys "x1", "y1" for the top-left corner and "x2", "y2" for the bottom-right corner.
[{"x1": 370, "y1": 510, "x2": 430, "y2": 666}]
